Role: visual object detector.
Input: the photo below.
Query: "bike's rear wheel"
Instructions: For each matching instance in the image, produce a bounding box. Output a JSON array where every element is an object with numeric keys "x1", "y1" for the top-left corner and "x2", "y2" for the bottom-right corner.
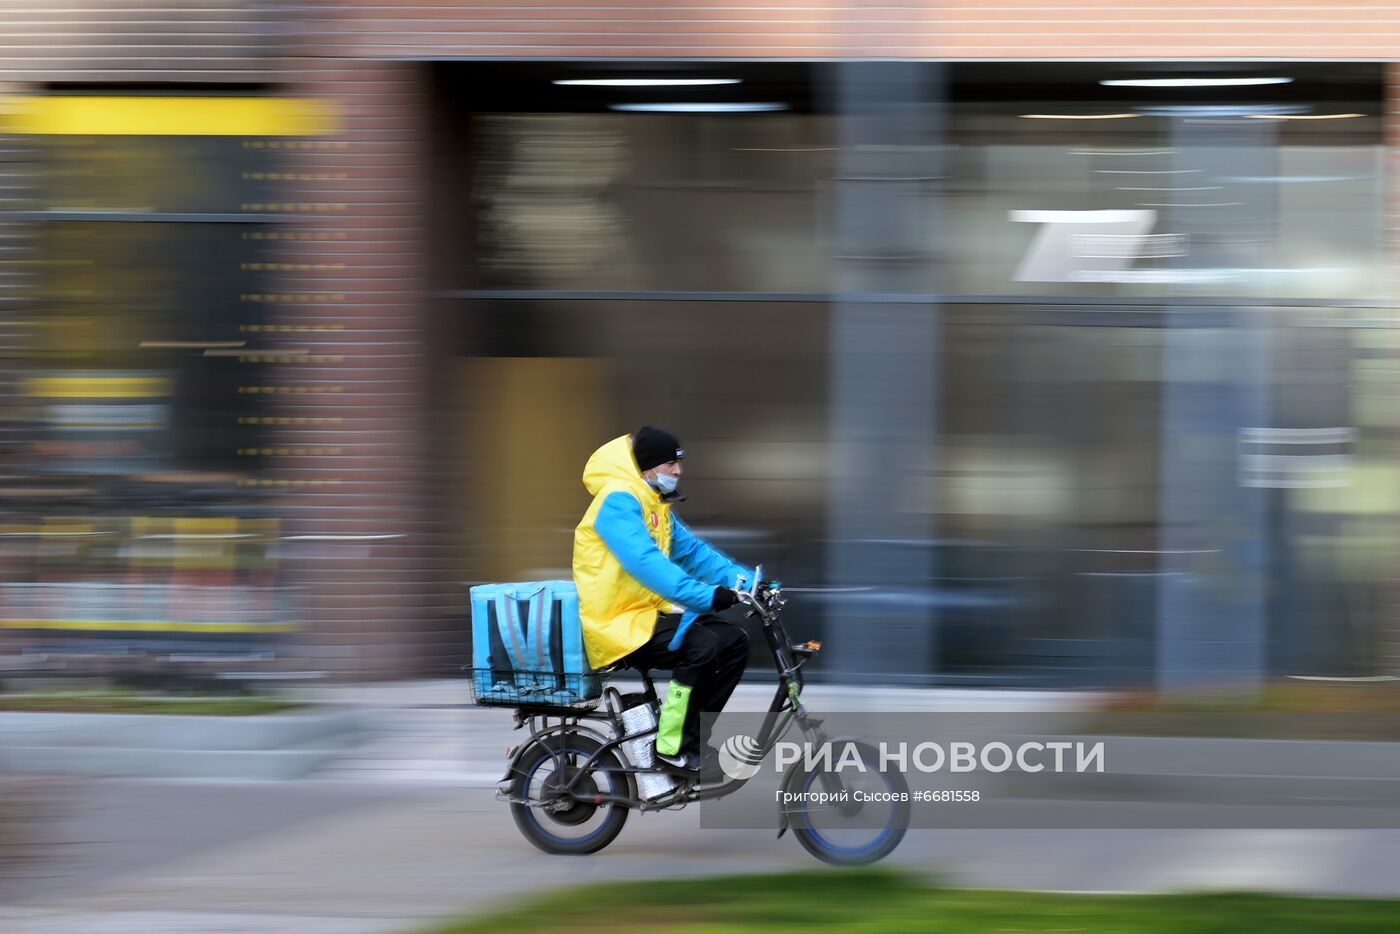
[
  {"x1": 509, "y1": 733, "x2": 630, "y2": 855},
  {"x1": 787, "y1": 739, "x2": 909, "y2": 866}
]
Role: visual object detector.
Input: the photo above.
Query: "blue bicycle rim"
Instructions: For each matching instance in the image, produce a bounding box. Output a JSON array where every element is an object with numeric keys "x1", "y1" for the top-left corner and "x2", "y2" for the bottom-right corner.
[{"x1": 799, "y1": 767, "x2": 897, "y2": 857}]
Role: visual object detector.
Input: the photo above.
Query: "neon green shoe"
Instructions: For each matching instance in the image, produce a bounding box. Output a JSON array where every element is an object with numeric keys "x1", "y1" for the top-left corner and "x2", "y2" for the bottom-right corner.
[{"x1": 655, "y1": 681, "x2": 696, "y2": 771}]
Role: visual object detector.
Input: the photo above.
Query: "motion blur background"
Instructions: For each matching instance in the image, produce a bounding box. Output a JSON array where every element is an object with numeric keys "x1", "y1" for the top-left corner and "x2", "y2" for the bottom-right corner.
[{"x1": 0, "y1": 0, "x2": 1397, "y2": 692}]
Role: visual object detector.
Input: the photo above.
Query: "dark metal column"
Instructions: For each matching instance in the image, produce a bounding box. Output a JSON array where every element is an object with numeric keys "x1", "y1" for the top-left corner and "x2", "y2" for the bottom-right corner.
[
  {"x1": 824, "y1": 62, "x2": 943, "y2": 682},
  {"x1": 1156, "y1": 114, "x2": 1277, "y2": 691}
]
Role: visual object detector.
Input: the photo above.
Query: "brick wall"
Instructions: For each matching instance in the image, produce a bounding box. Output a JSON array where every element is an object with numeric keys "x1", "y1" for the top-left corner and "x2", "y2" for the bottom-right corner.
[
  {"x1": 264, "y1": 54, "x2": 461, "y2": 678},
  {"x1": 0, "y1": 0, "x2": 276, "y2": 83},
  {"x1": 312, "y1": 0, "x2": 1400, "y2": 59}
]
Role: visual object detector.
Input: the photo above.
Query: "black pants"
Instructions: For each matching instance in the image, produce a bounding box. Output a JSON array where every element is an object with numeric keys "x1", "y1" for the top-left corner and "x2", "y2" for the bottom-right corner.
[{"x1": 623, "y1": 614, "x2": 749, "y2": 750}]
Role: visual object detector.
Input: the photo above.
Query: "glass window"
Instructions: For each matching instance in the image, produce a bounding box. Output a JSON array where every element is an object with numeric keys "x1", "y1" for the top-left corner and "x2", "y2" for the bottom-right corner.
[
  {"x1": 451, "y1": 299, "x2": 829, "y2": 586},
  {"x1": 0, "y1": 102, "x2": 286, "y2": 650},
  {"x1": 943, "y1": 63, "x2": 1386, "y2": 300},
  {"x1": 445, "y1": 61, "x2": 1394, "y2": 683},
  {"x1": 35, "y1": 134, "x2": 271, "y2": 215},
  {"x1": 441, "y1": 63, "x2": 833, "y2": 294}
]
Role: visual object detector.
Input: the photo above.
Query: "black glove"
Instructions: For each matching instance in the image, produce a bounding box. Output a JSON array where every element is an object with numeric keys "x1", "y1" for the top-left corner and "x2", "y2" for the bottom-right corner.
[{"x1": 710, "y1": 586, "x2": 739, "y2": 612}]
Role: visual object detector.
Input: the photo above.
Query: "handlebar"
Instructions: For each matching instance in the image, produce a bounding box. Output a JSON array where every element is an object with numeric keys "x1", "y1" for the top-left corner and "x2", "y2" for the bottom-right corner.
[
  {"x1": 744, "y1": 564, "x2": 764, "y2": 599},
  {"x1": 734, "y1": 565, "x2": 784, "y2": 616}
]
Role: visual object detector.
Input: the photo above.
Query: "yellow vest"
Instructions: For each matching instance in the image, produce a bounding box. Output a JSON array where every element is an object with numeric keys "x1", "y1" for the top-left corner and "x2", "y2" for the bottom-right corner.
[{"x1": 572, "y1": 435, "x2": 674, "y2": 669}]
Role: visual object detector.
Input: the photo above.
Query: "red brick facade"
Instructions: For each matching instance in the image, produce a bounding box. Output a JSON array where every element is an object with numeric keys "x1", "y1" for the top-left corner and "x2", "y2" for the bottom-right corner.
[
  {"x1": 313, "y1": 1, "x2": 1400, "y2": 59},
  {"x1": 270, "y1": 56, "x2": 451, "y2": 677}
]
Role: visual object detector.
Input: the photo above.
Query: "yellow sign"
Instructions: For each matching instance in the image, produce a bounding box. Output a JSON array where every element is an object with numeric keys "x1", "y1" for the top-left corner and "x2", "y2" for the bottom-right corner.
[
  {"x1": 0, "y1": 96, "x2": 338, "y2": 136},
  {"x1": 23, "y1": 376, "x2": 171, "y2": 398}
]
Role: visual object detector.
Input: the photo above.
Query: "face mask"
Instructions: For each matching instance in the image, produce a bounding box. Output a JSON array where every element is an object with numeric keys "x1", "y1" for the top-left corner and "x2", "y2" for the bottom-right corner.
[{"x1": 648, "y1": 470, "x2": 679, "y2": 495}]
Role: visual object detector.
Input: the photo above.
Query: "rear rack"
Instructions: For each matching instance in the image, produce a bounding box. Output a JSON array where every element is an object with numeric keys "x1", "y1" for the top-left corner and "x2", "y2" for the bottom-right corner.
[{"x1": 466, "y1": 667, "x2": 602, "y2": 709}]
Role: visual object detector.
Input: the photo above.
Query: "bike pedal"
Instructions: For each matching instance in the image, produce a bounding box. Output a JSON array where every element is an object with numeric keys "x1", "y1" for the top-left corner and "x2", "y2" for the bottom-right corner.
[{"x1": 652, "y1": 755, "x2": 700, "y2": 777}]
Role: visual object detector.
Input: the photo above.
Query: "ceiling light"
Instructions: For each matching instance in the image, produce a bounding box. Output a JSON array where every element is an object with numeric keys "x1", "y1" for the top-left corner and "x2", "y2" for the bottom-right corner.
[
  {"x1": 1101, "y1": 77, "x2": 1293, "y2": 88},
  {"x1": 1137, "y1": 104, "x2": 1304, "y2": 117},
  {"x1": 1246, "y1": 113, "x2": 1366, "y2": 120},
  {"x1": 1020, "y1": 113, "x2": 1138, "y2": 120},
  {"x1": 554, "y1": 78, "x2": 742, "y2": 87},
  {"x1": 1071, "y1": 149, "x2": 1177, "y2": 155},
  {"x1": 1223, "y1": 175, "x2": 1367, "y2": 183},
  {"x1": 1009, "y1": 210, "x2": 1154, "y2": 223},
  {"x1": 611, "y1": 102, "x2": 787, "y2": 113}
]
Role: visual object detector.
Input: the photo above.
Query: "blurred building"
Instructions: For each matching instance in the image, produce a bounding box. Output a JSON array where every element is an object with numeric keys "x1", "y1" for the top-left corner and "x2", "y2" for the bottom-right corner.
[{"x1": 0, "y1": 2, "x2": 1397, "y2": 685}]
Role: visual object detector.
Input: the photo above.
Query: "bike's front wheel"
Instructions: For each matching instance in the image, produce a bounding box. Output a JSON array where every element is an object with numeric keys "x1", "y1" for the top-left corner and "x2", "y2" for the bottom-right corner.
[
  {"x1": 786, "y1": 739, "x2": 909, "y2": 866},
  {"x1": 509, "y1": 733, "x2": 631, "y2": 855}
]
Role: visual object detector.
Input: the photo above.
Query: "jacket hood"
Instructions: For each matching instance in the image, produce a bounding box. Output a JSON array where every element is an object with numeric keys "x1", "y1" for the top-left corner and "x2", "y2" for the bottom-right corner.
[{"x1": 582, "y1": 434, "x2": 659, "y2": 505}]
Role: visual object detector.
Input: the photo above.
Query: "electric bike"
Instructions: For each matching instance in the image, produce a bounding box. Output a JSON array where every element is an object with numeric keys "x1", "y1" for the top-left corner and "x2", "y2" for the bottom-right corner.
[{"x1": 491, "y1": 568, "x2": 910, "y2": 865}]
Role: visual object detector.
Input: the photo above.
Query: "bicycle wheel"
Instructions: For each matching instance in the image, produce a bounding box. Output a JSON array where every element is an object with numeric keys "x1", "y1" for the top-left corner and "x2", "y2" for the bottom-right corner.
[
  {"x1": 787, "y1": 739, "x2": 909, "y2": 866},
  {"x1": 509, "y1": 733, "x2": 631, "y2": 855}
]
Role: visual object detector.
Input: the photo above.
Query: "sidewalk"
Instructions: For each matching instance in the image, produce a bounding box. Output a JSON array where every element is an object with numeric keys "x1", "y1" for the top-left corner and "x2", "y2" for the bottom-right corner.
[
  {"x1": 3, "y1": 778, "x2": 1398, "y2": 934},
  {"x1": 290, "y1": 679, "x2": 1102, "y2": 784},
  {"x1": 290, "y1": 678, "x2": 1104, "y2": 712}
]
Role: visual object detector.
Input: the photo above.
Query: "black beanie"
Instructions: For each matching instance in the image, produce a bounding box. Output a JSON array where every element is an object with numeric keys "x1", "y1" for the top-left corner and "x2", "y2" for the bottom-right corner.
[{"x1": 633, "y1": 426, "x2": 685, "y2": 472}]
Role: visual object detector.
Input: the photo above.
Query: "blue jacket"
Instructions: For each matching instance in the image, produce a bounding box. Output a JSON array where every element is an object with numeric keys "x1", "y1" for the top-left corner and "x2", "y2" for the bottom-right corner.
[{"x1": 594, "y1": 490, "x2": 749, "y2": 651}]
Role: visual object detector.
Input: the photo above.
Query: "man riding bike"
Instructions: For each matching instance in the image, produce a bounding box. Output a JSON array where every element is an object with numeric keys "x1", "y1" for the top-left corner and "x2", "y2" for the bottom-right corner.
[{"x1": 572, "y1": 426, "x2": 751, "y2": 778}]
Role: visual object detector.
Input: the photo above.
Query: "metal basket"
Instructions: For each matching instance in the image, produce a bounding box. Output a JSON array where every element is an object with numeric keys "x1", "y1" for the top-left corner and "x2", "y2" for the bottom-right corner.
[{"x1": 467, "y1": 667, "x2": 603, "y2": 709}]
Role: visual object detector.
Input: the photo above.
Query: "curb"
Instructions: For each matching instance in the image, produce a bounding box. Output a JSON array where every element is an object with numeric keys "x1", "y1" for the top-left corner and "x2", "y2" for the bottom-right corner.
[{"x1": 0, "y1": 707, "x2": 370, "y2": 780}]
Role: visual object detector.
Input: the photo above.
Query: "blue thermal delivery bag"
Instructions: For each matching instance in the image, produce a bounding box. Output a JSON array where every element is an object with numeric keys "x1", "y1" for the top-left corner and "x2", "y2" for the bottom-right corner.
[{"x1": 469, "y1": 580, "x2": 601, "y2": 706}]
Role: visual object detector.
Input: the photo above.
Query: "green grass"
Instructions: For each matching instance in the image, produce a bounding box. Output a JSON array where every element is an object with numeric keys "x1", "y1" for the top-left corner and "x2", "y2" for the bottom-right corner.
[
  {"x1": 0, "y1": 687, "x2": 303, "y2": 716},
  {"x1": 416, "y1": 869, "x2": 1400, "y2": 934}
]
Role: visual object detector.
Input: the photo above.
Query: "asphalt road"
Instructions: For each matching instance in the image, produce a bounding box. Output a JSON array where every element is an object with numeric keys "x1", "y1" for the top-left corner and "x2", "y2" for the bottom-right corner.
[{"x1": 2, "y1": 777, "x2": 1399, "y2": 934}]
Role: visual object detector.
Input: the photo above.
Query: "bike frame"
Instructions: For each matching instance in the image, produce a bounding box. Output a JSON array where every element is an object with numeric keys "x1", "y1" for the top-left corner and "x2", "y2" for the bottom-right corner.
[{"x1": 503, "y1": 578, "x2": 830, "y2": 813}]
